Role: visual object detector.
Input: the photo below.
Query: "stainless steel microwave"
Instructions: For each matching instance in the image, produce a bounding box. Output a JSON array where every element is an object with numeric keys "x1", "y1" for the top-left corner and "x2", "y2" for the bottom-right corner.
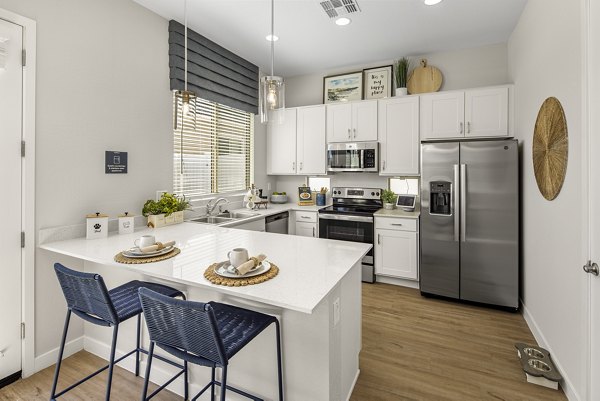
[{"x1": 327, "y1": 142, "x2": 379, "y2": 173}]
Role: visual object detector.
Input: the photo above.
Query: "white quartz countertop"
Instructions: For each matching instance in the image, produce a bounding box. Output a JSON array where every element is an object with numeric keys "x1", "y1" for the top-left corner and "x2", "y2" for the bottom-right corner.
[
  {"x1": 40, "y1": 222, "x2": 370, "y2": 314},
  {"x1": 373, "y1": 204, "x2": 421, "y2": 219}
]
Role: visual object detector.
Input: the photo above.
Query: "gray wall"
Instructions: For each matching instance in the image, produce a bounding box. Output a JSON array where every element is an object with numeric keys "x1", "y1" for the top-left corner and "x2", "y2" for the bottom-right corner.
[{"x1": 508, "y1": 0, "x2": 586, "y2": 399}]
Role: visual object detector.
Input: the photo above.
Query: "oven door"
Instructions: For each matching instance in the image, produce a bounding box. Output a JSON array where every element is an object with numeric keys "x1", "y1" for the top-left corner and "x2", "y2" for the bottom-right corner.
[{"x1": 318, "y1": 214, "x2": 375, "y2": 282}]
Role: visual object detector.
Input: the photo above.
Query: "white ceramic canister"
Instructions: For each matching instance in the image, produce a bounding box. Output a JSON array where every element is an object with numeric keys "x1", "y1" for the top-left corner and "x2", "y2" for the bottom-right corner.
[
  {"x1": 118, "y1": 212, "x2": 135, "y2": 235},
  {"x1": 86, "y1": 212, "x2": 109, "y2": 239}
]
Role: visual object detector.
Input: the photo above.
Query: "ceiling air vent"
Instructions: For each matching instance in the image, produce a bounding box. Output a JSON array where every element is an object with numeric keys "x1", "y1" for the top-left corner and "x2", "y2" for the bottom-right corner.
[{"x1": 320, "y1": 0, "x2": 361, "y2": 18}]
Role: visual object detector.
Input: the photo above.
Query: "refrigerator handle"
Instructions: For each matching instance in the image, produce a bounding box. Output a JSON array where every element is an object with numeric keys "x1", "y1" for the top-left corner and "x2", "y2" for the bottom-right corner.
[
  {"x1": 460, "y1": 164, "x2": 467, "y2": 242},
  {"x1": 453, "y1": 164, "x2": 460, "y2": 242}
]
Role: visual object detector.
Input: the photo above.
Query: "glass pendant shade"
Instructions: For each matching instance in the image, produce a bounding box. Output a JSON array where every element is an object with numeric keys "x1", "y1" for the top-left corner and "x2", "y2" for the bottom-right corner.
[{"x1": 259, "y1": 75, "x2": 285, "y2": 123}]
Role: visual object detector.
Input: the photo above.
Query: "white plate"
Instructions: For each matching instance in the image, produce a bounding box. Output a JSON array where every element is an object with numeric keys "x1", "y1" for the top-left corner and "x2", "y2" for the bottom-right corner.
[
  {"x1": 122, "y1": 245, "x2": 175, "y2": 258},
  {"x1": 213, "y1": 260, "x2": 271, "y2": 278}
]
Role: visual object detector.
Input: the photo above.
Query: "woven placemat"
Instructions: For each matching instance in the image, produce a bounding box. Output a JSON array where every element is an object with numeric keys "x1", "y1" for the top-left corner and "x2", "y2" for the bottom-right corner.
[
  {"x1": 114, "y1": 247, "x2": 181, "y2": 264},
  {"x1": 204, "y1": 262, "x2": 279, "y2": 286}
]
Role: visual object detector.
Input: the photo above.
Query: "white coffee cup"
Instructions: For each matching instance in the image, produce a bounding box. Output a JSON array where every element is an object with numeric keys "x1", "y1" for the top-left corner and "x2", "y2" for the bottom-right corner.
[
  {"x1": 134, "y1": 235, "x2": 156, "y2": 249},
  {"x1": 228, "y1": 248, "x2": 249, "y2": 268}
]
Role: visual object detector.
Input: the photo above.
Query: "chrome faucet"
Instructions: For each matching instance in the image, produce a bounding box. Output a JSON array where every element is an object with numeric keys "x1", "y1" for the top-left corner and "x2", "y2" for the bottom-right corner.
[{"x1": 206, "y1": 197, "x2": 229, "y2": 216}]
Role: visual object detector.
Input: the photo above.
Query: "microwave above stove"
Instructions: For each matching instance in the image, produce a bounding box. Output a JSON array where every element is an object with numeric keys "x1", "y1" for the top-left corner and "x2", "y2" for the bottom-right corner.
[{"x1": 327, "y1": 142, "x2": 378, "y2": 173}]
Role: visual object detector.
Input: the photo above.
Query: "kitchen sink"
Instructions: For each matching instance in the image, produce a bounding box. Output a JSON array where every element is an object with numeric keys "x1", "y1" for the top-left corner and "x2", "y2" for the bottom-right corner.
[
  {"x1": 217, "y1": 211, "x2": 260, "y2": 219},
  {"x1": 190, "y1": 216, "x2": 234, "y2": 224}
]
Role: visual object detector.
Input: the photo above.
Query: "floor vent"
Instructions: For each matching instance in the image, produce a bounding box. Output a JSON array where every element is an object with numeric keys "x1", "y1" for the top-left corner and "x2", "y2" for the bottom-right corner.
[{"x1": 319, "y1": 0, "x2": 361, "y2": 18}]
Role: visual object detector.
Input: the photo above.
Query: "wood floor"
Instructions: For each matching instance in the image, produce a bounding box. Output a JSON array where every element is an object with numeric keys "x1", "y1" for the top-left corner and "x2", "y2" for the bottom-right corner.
[{"x1": 0, "y1": 283, "x2": 566, "y2": 401}]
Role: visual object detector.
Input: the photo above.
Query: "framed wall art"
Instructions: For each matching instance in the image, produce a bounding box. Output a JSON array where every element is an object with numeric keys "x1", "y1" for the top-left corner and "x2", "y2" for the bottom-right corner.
[
  {"x1": 323, "y1": 71, "x2": 363, "y2": 104},
  {"x1": 363, "y1": 65, "x2": 392, "y2": 100}
]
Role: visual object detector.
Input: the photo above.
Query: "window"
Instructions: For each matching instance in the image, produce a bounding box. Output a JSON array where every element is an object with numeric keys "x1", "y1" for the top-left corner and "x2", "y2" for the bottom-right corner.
[
  {"x1": 173, "y1": 94, "x2": 254, "y2": 201},
  {"x1": 389, "y1": 177, "x2": 420, "y2": 195},
  {"x1": 308, "y1": 177, "x2": 331, "y2": 192}
]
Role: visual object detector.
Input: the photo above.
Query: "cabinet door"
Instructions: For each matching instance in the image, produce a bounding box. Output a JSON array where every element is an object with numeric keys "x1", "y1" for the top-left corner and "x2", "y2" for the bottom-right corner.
[
  {"x1": 375, "y1": 228, "x2": 418, "y2": 280},
  {"x1": 326, "y1": 103, "x2": 352, "y2": 142},
  {"x1": 420, "y1": 92, "x2": 465, "y2": 139},
  {"x1": 378, "y1": 97, "x2": 420, "y2": 175},
  {"x1": 352, "y1": 100, "x2": 378, "y2": 141},
  {"x1": 296, "y1": 221, "x2": 317, "y2": 238},
  {"x1": 267, "y1": 108, "x2": 297, "y2": 175},
  {"x1": 464, "y1": 87, "x2": 509, "y2": 137},
  {"x1": 297, "y1": 105, "x2": 326, "y2": 175}
]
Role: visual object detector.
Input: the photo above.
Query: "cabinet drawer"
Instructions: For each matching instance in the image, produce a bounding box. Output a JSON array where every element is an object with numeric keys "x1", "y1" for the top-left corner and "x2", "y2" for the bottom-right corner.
[
  {"x1": 375, "y1": 217, "x2": 417, "y2": 232},
  {"x1": 295, "y1": 211, "x2": 317, "y2": 223}
]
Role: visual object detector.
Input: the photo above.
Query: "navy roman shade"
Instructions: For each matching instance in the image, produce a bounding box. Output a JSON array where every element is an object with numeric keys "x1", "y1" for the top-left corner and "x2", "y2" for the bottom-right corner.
[{"x1": 168, "y1": 20, "x2": 259, "y2": 115}]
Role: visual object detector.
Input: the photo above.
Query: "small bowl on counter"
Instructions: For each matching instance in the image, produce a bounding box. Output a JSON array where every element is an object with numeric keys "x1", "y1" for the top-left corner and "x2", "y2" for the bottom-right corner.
[{"x1": 270, "y1": 194, "x2": 288, "y2": 204}]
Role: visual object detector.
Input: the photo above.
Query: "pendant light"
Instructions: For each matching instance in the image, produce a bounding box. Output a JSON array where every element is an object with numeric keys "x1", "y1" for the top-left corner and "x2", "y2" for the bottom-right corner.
[
  {"x1": 175, "y1": 0, "x2": 196, "y2": 118},
  {"x1": 259, "y1": 0, "x2": 285, "y2": 124}
]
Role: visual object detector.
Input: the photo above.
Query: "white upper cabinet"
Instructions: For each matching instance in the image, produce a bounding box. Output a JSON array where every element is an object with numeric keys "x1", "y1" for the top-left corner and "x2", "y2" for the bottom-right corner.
[
  {"x1": 327, "y1": 100, "x2": 378, "y2": 142},
  {"x1": 420, "y1": 85, "x2": 511, "y2": 140},
  {"x1": 420, "y1": 91, "x2": 465, "y2": 139},
  {"x1": 297, "y1": 105, "x2": 326, "y2": 175},
  {"x1": 378, "y1": 96, "x2": 420, "y2": 175},
  {"x1": 464, "y1": 87, "x2": 509, "y2": 137},
  {"x1": 267, "y1": 108, "x2": 297, "y2": 175}
]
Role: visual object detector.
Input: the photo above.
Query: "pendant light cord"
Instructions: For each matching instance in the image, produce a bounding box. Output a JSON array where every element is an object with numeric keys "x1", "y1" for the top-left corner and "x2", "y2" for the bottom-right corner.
[
  {"x1": 270, "y1": 0, "x2": 274, "y2": 77},
  {"x1": 184, "y1": 0, "x2": 188, "y2": 92}
]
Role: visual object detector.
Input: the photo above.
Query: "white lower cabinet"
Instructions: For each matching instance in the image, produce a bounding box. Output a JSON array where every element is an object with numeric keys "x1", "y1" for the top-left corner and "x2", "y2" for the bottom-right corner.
[
  {"x1": 375, "y1": 217, "x2": 418, "y2": 280},
  {"x1": 229, "y1": 218, "x2": 266, "y2": 232},
  {"x1": 295, "y1": 211, "x2": 318, "y2": 238}
]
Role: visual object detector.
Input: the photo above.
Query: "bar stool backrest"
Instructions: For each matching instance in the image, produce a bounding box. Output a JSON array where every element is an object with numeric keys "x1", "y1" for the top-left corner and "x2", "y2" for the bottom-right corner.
[
  {"x1": 54, "y1": 263, "x2": 118, "y2": 326},
  {"x1": 138, "y1": 287, "x2": 227, "y2": 366}
]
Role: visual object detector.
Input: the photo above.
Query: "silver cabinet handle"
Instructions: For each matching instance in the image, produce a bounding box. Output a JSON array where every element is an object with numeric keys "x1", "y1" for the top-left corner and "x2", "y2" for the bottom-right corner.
[
  {"x1": 382, "y1": 160, "x2": 386, "y2": 170},
  {"x1": 348, "y1": 128, "x2": 351, "y2": 139},
  {"x1": 460, "y1": 164, "x2": 467, "y2": 242},
  {"x1": 377, "y1": 234, "x2": 381, "y2": 245},
  {"x1": 300, "y1": 162, "x2": 303, "y2": 171},
  {"x1": 459, "y1": 122, "x2": 464, "y2": 134},
  {"x1": 300, "y1": 216, "x2": 311, "y2": 219},
  {"x1": 467, "y1": 121, "x2": 471, "y2": 134},
  {"x1": 312, "y1": 227, "x2": 315, "y2": 237},
  {"x1": 453, "y1": 164, "x2": 460, "y2": 242},
  {"x1": 292, "y1": 162, "x2": 296, "y2": 171},
  {"x1": 391, "y1": 223, "x2": 403, "y2": 226},
  {"x1": 584, "y1": 261, "x2": 599, "y2": 276},
  {"x1": 353, "y1": 128, "x2": 356, "y2": 138}
]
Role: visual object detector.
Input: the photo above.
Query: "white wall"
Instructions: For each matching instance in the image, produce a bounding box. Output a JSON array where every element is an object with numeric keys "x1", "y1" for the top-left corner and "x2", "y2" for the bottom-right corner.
[
  {"x1": 284, "y1": 43, "x2": 509, "y2": 108},
  {"x1": 508, "y1": 1, "x2": 586, "y2": 399},
  {"x1": 0, "y1": 0, "x2": 174, "y2": 359}
]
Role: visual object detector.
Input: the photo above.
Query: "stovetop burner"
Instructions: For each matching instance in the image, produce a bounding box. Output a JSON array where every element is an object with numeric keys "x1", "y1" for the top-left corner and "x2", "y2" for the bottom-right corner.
[{"x1": 318, "y1": 187, "x2": 383, "y2": 217}]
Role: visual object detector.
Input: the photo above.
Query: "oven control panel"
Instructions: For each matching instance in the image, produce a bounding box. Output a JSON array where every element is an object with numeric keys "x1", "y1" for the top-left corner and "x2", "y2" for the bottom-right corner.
[{"x1": 331, "y1": 187, "x2": 382, "y2": 200}]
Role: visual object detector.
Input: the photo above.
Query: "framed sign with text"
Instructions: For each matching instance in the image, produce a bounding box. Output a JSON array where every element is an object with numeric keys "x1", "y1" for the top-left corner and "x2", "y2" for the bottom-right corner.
[{"x1": 363, "y1": 65, "x2": 392, "y2": 100}]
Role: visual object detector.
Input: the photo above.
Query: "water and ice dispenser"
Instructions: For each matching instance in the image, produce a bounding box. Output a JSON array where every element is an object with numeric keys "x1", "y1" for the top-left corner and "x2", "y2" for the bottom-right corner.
[{"x1": 430, "y1": 181, "x2": 451, "y2": 215}]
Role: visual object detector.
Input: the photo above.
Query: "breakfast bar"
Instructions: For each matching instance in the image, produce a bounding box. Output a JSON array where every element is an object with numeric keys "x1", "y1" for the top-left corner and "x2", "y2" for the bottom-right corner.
[{"x1": 40, "y1": 222, "x2": 371, "y2": 401}]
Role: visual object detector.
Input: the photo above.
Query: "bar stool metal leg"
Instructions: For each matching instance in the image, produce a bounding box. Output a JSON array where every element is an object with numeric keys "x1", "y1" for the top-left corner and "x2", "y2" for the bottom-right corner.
[
  {"x1": 50, "y1": 310, "x2": 71, "y2": 401},
  {"x1": 220, "y1": 366, "x2": 228, "y2": 401},
  {"x1": 105, "y1": 324, "x2": 119, "y2": 401},
  {"x1": 135, "y1": 314, "x2": 142, "y2": 376},
  {"x1": 275, "y1": 320, "x2": 284, "y2": 401},
  {"x1": 140, "y1": 342, "x2": 155, "y2": 401},
  {"x1": 210, "y1": 367, "x2": 216, "y2": 400},
  {"x1": 184, "y1": 361, "x2": 189, "y2": 401}
]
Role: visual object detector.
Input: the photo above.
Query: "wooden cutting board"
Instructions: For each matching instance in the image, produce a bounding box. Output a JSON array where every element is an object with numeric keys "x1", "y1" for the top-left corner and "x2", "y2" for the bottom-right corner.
[{"x1": 407, "y1": 59, "x2": 443, "y2": 94}]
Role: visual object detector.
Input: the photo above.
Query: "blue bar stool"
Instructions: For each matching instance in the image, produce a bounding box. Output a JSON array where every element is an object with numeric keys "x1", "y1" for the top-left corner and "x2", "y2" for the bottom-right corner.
[
  {"x1": 138, "y1": 287, "x2": 284, "y2": 401},
  {"x1": 50, "y1": 263, "x2": 186, "y2": 401}
]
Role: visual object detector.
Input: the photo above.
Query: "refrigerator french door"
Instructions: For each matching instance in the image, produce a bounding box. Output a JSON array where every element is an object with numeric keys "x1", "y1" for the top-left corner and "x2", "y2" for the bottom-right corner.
[{"x1": 420, "y1": 139, "x2": 519, "y2": 309}]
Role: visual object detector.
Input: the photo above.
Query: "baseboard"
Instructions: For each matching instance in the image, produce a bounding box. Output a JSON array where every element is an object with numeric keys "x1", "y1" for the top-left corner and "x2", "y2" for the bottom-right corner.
[
  {"x1": 34, "y1": 336, "x2": 84, "y2": 373},
  {"x1": 345, "y1": 369, "x2": 360, "y2": 401},
  {"x1": 375, "y1": 275, "x2": 419, "y2": 289},
  {"x1": 521, "y1": 302, "x2": 581, "y2": 401}
]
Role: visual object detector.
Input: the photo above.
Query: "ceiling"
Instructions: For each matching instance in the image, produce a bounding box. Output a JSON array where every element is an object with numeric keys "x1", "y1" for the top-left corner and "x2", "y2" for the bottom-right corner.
[{"x1": 132, "y1": 0, "x2": 527, "y2": 77}]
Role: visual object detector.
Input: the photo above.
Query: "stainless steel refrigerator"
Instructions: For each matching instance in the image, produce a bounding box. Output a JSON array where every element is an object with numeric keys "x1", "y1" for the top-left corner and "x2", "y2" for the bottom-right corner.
[{"x1": 420, "y1": 139, "x2": 519, "y2": 309}]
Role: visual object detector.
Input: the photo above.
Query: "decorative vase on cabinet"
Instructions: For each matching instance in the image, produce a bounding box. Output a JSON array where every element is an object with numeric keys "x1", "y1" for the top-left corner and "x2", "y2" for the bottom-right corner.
[{"x1": 395, "y1": 88, "x2": 408, "y2": 97}]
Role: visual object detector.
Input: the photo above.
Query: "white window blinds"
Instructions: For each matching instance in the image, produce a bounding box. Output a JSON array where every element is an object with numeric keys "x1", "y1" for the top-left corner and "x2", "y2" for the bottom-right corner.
[{"x1": 173, "y1": 94, "x2": 254, "y2": 201}]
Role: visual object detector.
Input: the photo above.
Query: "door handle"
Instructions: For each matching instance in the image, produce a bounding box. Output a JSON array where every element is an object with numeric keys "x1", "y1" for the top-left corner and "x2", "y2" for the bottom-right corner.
[
  {"x1": 584, "y1": 261, "x2": 599, "y2": 276},
  {"x1": 300, "y1": 162, "x2": 303, "y2": 171},
  {"x1": 300, "y1": 216, "x2": 311, "y2": 219},
  {"x1": 353, "y1": 128, "x2": 356, "y2": 139},
  {"x1": 292, "y1": 162, "x2": 296, "y2": 171},
  {"x1": 459, "y1": 122, "x2": 464, "y2": 135},
  {"x1": 348, "y1": 128, "x2": 351, "y2": 139},
  {"x1": 377, "y1": 234, "x2": 381, "y2": 245},
  {"x1": 391, "y1": 223, "x2": 403, "y2": 226},
  {"x1": 312, "y1": 227, "x2": 315, "y2": 237},
  {"x1": 383, "y1": 160, "x2": 386, "y2": 171},
  {"x1": 467, "y1": 121, "x2": 471, "y2": 134},
  {"x1": 460, "y1": 164, "x2": 467, "y2": 242},
  {"x1": 453, "y1": 164, "x2": 460, "y2": 242}
]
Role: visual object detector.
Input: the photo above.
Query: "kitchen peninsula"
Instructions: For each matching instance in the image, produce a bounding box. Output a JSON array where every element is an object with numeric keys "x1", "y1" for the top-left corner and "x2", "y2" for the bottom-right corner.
[{"x1": 40, "y1": 222, "x2": 370, "y2": 401}]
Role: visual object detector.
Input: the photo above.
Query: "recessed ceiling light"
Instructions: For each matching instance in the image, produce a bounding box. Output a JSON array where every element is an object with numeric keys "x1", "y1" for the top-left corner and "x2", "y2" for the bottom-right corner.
[
  {"x1": 266, "y1": 34, "x2": 279, "y2": 42},
  {"x1": 335, "y1": 17, "x2": 351, "y2": 26},
  {"x1": 424, "y1": 0, "x2": 443, "y2": 5}
]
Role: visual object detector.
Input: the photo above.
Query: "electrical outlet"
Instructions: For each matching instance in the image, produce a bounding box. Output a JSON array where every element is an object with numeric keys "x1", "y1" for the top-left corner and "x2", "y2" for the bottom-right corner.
[
  {"x1": 267, "y1": 182, "x2": 272, "y2": 191},
  {"x1": 333, "y1": 298, "x2": 340, "y2": 326}
]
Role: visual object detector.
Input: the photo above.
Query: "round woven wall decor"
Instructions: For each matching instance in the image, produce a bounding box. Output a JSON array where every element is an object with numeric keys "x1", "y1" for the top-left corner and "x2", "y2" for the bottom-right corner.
[{"x1": 532, "y1": 97, "x2": 568, "y2": 201}]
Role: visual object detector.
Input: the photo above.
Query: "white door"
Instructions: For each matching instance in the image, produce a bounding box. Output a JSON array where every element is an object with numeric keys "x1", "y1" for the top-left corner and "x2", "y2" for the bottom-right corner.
[
  {"x1": 326, "y1": 103, "x2": 352, "y2": 142},
  {"x1": 378, "y1": 97, "x2": 420, "y2": 175},
  {"x1": 464, "y1": 87, "x2": 509, "y2": 138},
  {"x1": 374, "y1": 229, "x2": 417, "y2": 279},
  {"x1": 267, "y1": 108, "x2": 297, "y2": 175},
  {"x1": 0, "y1": 18, "x2": 23, "y2": 380},
  {"x1": 351, "y1": 100, "x2": 378, "y2": 141},
  {"x1": 295, "y1": 222, "x2": 316, "y2": 238},
  {"x1": 588, "y1": 0, "x2": 600, "y2": 398},
  {"x1": 420, "y1": 91, "x2": 465, "y2": 139},
  {"x1": 297, "y1": 105, "x2": 326, "y2": 175}
]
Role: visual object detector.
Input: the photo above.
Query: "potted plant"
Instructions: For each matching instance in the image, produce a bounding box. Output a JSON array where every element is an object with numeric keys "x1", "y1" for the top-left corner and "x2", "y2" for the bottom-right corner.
[
  {"x1": 394, "y1": 57, "x2": 411, "y2": 96},
  {"x1": 142, "y1": 192, "x2": 190, "y2": 228},
  {"x1": 381, "y1": 189, "x2": 397, "y2": 210}
]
